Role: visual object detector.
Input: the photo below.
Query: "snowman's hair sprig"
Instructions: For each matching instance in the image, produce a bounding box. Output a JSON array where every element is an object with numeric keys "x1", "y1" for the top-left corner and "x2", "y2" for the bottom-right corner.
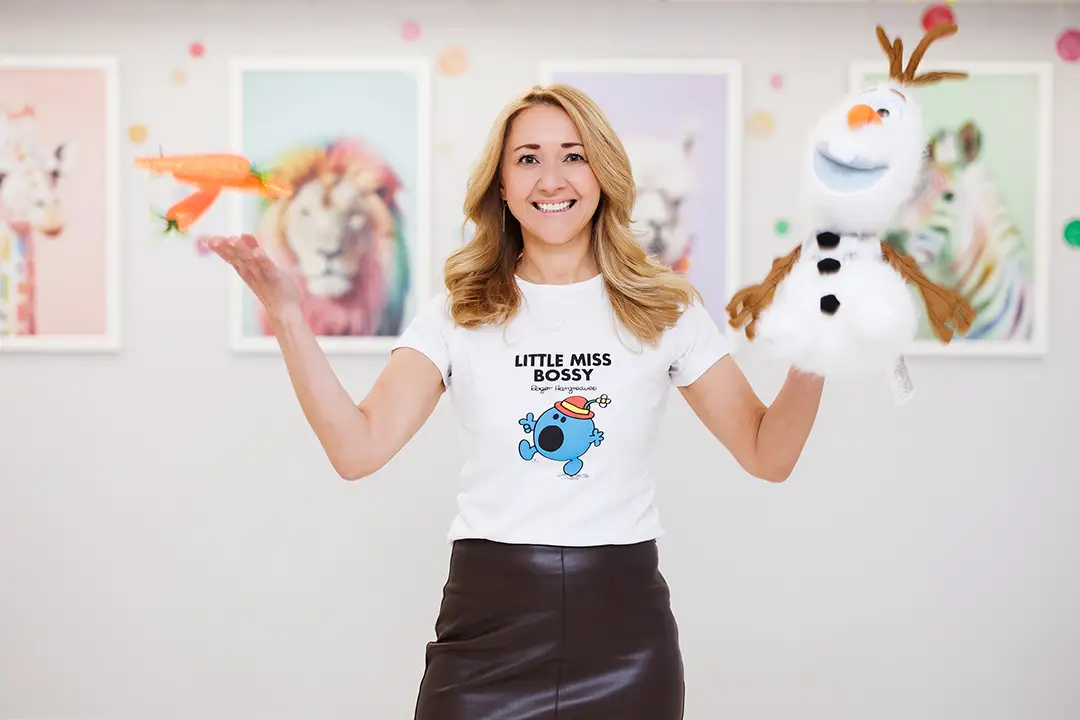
[{"x1": 876, "y1": 23, "x2": 969, "y2": 87}]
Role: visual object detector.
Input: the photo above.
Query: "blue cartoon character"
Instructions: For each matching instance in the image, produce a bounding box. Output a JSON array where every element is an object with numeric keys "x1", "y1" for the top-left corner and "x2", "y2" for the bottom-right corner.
[{"x1": 518, "y1": 394, "x2": 611, "y2": 477}]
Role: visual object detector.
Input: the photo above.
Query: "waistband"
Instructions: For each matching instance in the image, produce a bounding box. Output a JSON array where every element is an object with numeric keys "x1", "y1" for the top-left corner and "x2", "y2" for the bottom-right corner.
[{"x1": 449, "y1": 538, "x2": 660, "y2": 576}]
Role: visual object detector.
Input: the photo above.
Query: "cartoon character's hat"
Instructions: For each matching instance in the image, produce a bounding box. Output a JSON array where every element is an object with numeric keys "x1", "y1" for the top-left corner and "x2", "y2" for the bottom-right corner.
[{"x1": 554, "y1": 394, "x2": 611, "y2": 419}]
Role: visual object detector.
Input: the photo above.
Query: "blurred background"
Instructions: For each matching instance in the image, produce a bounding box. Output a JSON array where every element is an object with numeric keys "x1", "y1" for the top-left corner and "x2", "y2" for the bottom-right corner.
[{"x1": 1, "y1": 0, "x2": 1078, "y2": 718}]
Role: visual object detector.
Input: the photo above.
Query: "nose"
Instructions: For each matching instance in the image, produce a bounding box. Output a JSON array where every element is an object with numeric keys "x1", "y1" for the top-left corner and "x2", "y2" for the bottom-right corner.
[
  {"x1": 537, "y1": 164, "x2": 567, "y2": 193},
  {"x1": 847, "y1": 104, "x2": 882, "y2": 129}
]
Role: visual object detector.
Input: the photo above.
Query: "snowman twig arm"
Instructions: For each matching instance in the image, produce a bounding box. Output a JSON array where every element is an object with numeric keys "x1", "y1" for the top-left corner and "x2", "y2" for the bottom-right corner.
[
  {"x1": 881, "y1": 243, "x2": 976, "y2": 342},
  {"x1": 725, "y1": 243, "x2": 801, "y2": 340}
]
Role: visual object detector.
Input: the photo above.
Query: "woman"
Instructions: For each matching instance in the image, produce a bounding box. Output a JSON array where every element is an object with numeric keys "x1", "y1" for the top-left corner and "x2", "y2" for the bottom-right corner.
[{"x1": 207, "y1": 83, "x2": 824, "y2": 719}]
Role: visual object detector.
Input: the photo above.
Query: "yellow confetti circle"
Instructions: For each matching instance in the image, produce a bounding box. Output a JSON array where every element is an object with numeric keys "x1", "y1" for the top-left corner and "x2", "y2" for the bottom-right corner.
[
  {"x1": 746, "y1": 111, "x2": 774, "y2": 138},
  {"x1": 438, "y1": 46, "x2": 469, "y2": 76},
  {"x1": 128, "y1": 124, "x2": 148, "y2": 143},
  {"x1": 170, "y1": 68, "x2": 187, "y2": 85}
]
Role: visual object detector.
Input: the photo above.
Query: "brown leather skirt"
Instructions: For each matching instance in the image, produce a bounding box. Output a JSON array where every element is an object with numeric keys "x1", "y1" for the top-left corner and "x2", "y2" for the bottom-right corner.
[{"x1": 413, "y1": 538, "x2": 684, "y2": 720}]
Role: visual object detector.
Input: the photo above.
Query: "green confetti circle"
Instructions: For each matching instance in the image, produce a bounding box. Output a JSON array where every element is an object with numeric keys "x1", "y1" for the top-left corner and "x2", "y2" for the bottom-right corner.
[
  {"x1": 1065, "y1": 219, "x2": 1080, "y2": 247},
  {"x1": 775, "y1": 219, "x2": 790, "y2": 236}
]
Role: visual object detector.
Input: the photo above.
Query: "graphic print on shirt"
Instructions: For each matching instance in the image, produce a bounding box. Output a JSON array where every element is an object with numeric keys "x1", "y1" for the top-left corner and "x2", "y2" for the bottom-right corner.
[
  {"x1": 518, "y1": 394, "x2": 611, "y2": 477},
  {"x1": 512, "y1": 350, "x2": 615, "y2": 478}
]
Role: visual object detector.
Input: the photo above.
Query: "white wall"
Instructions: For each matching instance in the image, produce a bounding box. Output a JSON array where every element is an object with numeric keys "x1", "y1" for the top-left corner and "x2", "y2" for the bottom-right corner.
[{"x1": 2, "y1": 1, "x2": 1079, "y2": 718}]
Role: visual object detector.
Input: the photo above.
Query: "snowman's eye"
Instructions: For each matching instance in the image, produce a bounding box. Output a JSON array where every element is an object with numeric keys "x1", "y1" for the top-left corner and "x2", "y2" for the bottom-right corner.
[{"x1": 878, "y1": 108, "x2": 890, "y2": 118}]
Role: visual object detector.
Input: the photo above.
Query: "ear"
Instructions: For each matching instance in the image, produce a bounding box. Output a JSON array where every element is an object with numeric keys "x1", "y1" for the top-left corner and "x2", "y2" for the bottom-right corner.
[
  {"x1": 681, "y1": 123, "x2": 698, "y2": 157},
  {"x1": 957, "y1": 121, "x2": 981, "y2": 164}
]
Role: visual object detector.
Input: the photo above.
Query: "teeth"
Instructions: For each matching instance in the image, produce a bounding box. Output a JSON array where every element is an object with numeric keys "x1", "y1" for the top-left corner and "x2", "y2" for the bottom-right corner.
[{"x1": 535, "y1": 201, "x2": 573, "y2": 212}]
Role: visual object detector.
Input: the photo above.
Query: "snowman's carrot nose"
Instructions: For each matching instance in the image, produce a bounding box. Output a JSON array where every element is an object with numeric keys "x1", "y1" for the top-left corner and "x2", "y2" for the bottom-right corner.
[{"x1": 847, "y1": 104, "x2": 883, "y2": 128}]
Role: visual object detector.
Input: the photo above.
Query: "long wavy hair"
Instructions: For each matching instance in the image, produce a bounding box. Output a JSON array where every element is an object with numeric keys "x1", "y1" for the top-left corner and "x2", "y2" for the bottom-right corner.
[{"x1": 443, "y1": 83, "x2": 701, "y2": 345}]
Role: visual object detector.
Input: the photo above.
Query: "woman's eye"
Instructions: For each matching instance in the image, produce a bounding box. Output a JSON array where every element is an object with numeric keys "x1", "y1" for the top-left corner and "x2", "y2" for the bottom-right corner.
[
  {"x1": 565, "y1": 153, "x2": 584, "y2": 162},
  {"x1": 518, "y1": 154, "x2": 538, "y2": 164}
]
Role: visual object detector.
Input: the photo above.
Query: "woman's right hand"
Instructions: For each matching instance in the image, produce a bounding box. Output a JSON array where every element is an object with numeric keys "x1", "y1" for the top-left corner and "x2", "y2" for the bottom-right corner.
[{"x1": 205, "y1": 234, "x2": 301, "y2": 320}]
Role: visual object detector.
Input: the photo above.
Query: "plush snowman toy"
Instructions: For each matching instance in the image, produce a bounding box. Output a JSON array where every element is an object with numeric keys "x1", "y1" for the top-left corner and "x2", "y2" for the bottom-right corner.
[{"x1": 727, "y1": 23, "x2": 975, "y2": 379}]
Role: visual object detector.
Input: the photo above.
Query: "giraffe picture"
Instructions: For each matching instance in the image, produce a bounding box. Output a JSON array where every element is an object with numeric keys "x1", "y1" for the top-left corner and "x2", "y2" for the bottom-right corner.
[{"x1": 0, "y1": 56, "x2": 120, "y2": 352}]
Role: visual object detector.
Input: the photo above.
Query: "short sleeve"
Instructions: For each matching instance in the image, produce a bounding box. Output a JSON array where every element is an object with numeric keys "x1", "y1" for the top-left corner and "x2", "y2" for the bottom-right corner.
[
  {"x1": 668, "y1": 301, "x2": 731, "y2": 387},
  {"x1": 391, "y1": 292, "x2": 453, "y2": 387}
]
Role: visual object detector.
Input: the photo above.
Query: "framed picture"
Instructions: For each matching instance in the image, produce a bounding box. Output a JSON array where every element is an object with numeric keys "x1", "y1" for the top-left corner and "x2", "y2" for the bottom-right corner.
[
  {"x1": 0, "y1": 56, "x2": 120, "y2": 353},
  {"x1": 849, "y1": 61, "x2": 1052, "y2": 357},
  {"x1": 538, "y1": 59, "x2": 742, "y2": 328},
  {"x1": 228, "y1": 57, "x2": 431, "y2": 354}
]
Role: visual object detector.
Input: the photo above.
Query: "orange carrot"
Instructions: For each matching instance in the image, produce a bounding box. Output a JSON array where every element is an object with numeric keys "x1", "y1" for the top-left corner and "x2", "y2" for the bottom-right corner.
[
  {"x1": 173, "y1": 171, "x2": 293, "y2": 198},
  {"x1": 163, "y1": 185, "x2": 222, "y2": 233},
  {"x1": 135, "y1": 153, "x2": 253, "y2": 184}
]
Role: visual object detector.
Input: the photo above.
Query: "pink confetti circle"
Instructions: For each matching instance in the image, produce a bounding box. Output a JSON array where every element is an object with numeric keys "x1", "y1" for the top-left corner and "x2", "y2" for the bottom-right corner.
[
  {"x1": 1057, "y1": 28, "x2": 1080, "y2": 62},
  {"x1": 921, "y1": 4, "x2": 955, "y2": 32},
  {"x1": 769, "y1": 73, "x2": 783, "y2": 89},
  {"x1": 195, "y1": 235, "x2": 211, "y2": 255},
  {"x1": 189, "y1": 42, "x2": 204, "y2": 58},
  {"x1": 402, "y1": 20, "x2": 421, "y2": 41}
]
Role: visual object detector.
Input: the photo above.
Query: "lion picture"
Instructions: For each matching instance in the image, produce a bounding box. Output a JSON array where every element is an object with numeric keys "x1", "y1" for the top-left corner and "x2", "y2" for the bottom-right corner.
[{"x1": 252, "y1": 137, "x2": 411, "y2": 338}]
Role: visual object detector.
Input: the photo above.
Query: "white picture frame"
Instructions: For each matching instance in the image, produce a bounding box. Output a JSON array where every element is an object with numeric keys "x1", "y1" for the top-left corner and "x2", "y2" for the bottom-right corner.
[
  {"x1": 848, "y1": 60, "x2": 1052, "y2": 358},
  {"x1": 0, "y1": 55, "x2": 121, "y2": 353},
  {"x1": 537, "y1": 58, "x2": 743, "y2": 335},
  {"x1": 227, "y1": 56, "x2": 432, "y2": 355}
]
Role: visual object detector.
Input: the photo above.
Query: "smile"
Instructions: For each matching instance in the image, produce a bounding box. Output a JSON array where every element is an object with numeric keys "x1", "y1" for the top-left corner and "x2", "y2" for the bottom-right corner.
[
  {"x1": 813, "y1": 147, "x2": 889, "y2": 193},
  {"x1": 533, "y1": 200, "x2": 576, "y2": 213}
]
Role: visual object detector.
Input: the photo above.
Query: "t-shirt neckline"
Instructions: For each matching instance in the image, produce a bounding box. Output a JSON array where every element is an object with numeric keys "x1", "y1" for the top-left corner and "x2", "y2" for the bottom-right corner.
[{"x1": 514, "y1": 272, "x2": 603, "y2": 293}]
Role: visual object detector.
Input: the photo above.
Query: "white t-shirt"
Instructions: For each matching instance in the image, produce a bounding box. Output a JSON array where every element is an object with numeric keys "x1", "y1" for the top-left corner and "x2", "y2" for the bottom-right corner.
[{"x1": 390, "y1": 272, "x2": 731, "y2": 547}]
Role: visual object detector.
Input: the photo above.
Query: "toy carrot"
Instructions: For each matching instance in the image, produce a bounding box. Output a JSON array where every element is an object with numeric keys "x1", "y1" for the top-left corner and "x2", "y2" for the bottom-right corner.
[
  {"x1": 135, "y1": 152, "x2": 255, "y2": 184},
  {"x1": 172, "y1": 170, "x2": 293, "y2": 198},
  {"x1": 157, "y1": 185, "x2": 222, "y2": 234}
]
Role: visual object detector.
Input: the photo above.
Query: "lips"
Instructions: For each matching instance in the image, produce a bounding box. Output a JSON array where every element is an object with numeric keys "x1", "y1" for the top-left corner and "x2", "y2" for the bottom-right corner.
[{"x1": 532, "y1": 199, "x2": 576, "y2": 213}]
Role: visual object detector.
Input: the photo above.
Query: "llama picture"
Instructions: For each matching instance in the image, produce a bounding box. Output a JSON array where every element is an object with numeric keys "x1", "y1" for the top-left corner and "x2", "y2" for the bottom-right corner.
[
  {"x1": 539, "y1": 59, "x2": 742, "y2": 327},
  {"x1": 228, "y1": 57, "x2": 431, "y2": 354},
  {"x1": 0, "y1": 57, "x2": 119, "y2": 352},
  {"x1": 851, "y1": 61, "x2": 1050, "y2": 356}
]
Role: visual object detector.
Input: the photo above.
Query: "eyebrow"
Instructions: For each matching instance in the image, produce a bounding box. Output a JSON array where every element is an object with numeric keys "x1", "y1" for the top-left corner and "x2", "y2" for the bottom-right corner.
[
  {"x1": 889, "y1": 88, "x2": 906, "y2": 100},
  {"x1": 512, "y1": 142, "x2": 583, "y2": 152}
]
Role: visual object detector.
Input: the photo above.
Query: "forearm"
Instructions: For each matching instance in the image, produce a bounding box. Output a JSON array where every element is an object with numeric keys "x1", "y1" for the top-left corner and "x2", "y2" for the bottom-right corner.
[
  {"x1": 753, "y1": 368, "x2": 824, "y2": 481},
  {"x1": 268, "y1": 305, "x2": 371, "y2": 479}
]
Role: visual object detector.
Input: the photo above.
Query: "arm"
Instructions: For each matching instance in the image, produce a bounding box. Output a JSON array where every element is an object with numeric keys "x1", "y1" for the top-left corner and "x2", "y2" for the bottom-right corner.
[
  {"x1": 678, "y1": 355, "x2": 824, "y2": 482},
  {"x1": 270, "y1": 306, "x2": 444, "y2": 481}
]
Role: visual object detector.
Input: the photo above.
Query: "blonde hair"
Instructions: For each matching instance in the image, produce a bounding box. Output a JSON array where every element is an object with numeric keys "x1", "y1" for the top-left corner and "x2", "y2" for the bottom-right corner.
[{"x1": 443, "y1": 83, "x2": 701, "y2": 345}]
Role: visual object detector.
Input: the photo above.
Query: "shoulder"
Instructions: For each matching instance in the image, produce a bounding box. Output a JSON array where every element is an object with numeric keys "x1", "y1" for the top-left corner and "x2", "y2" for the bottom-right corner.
[{"x1": 664, "y1": 297, "x2": 731, "y2": 387}]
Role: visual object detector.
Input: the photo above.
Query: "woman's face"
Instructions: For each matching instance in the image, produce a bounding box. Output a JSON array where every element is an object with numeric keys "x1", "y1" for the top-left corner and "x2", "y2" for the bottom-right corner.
[{"x1": 499, "y1": 104, "x2": 601, "y2": 249}]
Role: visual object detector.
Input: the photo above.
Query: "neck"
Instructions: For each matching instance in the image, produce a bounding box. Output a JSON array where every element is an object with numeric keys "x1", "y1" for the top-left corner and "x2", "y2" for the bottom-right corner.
[{"x1": 517, "y1": 228, "x2": 597, "y2": 285}]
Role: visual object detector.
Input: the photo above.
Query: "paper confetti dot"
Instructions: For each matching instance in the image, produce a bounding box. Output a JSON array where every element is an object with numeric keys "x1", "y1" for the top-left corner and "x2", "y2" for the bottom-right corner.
[
  {"x1": 128, "y1": 124, "x2": 148, "y2": 143},
  {"x1": 769, "y1": 73, "x2": 783, "y2": 89},
  {"x1": 438, "y1": 46, "x2": 469, "y2": 76},
  {"x1": 775, "y1": 219, "x2": 790, "y2": 236},
  {"x1": 189, "y1": 42, "x2": 204, "y2": 58},
  {"x1": 170, "y1": 68, "x2": 187, "y2": 85},
  {"x1": 1057, "y1": 29, "x2": 1080, "y2": 62},
  {"x1": 746, "y1": 111, "x2": 774, "y2": 138},
  {"x1": 921, "y1": 4, "x2": 955, "y2": 32},
  {"x1": 402, "y1": 20, "x2": 422, "y2": 41},
  {"x1": 1064, "y1": 219, "x2": 1080, "y2": 247}
]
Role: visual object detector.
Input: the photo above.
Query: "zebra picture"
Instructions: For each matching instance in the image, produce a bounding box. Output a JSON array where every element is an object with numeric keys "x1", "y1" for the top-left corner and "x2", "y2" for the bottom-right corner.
[
  {"x1": 882, "y1": 121, "x2": 1035, "y2": 343},
  {"x1": 851, "y1": 60, "x2": 1051, "y2": 356}
]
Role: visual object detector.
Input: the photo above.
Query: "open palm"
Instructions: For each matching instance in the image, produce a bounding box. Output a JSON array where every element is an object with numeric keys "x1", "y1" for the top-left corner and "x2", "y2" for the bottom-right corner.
[{"x1": 205, "y1": 234, "x2": 301, "y2": 317}]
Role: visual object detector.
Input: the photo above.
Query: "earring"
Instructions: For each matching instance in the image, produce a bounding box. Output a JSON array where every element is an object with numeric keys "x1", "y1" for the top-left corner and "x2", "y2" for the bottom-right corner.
[{"x1": 502, "y1": 201, "x2": 506, "y2": 232}]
